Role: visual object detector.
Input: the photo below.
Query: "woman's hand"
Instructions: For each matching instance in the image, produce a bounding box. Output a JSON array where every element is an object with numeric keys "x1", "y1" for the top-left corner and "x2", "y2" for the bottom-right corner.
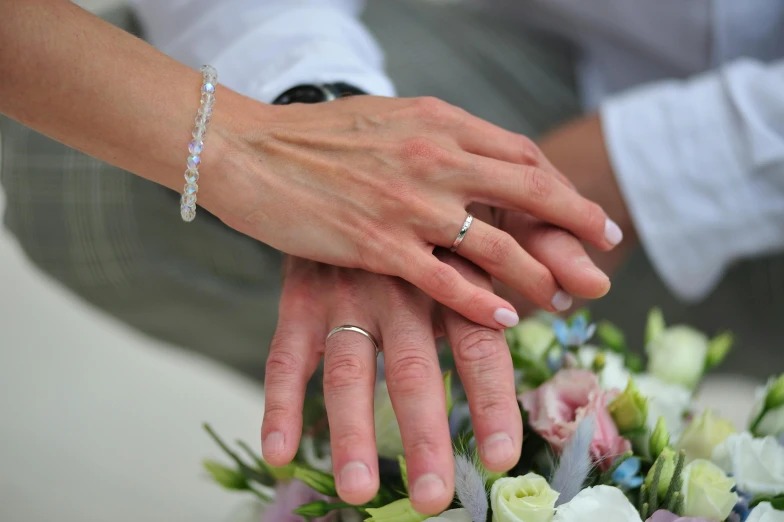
[
  {"x1": 202, "y1": 95, "x2": 623, "y2": 329},
  {"x1": 260, "y1": 220, "x2": 608, "y2": 513}
]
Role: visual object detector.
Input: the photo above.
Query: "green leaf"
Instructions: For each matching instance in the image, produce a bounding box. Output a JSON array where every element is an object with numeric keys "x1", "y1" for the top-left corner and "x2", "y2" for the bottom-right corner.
[
  {"x1": 625, "y1": 353, "x2": 644, "y2": 373},
  {"x1": 203, "y1": 460, "x2": 249, "y2": 491},
  {"x1": 750, "y1": 493, "x2": 784, "y2": 510},
  {"x1": 293, "y1": 466, "x2": 337, "y2": 497},
  {"x1": 203, "y1": 424, "x2": 274, "y2": 486},
  {"x1": 705, "y1": 332, "x2": 734, "y2": 370},
  {"x1": 645, "y1": 308, "x2": 666, "y2": 346},
  {"x1": 568, "y1": 308, "x2": 591, "y2": 325},
  {"x1": 398, "y1": 455, "x2": 409, "y2": 494},
  {"x1": 597, "y1": 320, "x2": 627, "y2": 353},
  {"x1": 294, "y1": 500, "x2": 362, "y2": 518},
  {"x1": 443, "y1": 370, "x2": 454, "y2": 417}
]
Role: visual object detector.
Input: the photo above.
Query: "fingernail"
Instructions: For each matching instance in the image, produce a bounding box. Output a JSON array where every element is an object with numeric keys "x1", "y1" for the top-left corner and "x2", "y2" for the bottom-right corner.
[
  {"x1": 605, "y1": 218, "x2": 623, "y2": 245},
  {"x1": 340, "y1": 461, "x2": 372, "y2": 493},
  {"x1": 551, "y1": 290, "x2": 573, "y2": 311},
  {"x1": 263, "y1": 431, "x2": 285, "y2": 456},
  {"x1": 584, "y1": 264, "x2": 610, "y2": 281},
  {"x1": 482, "y1": 432, "x2": 515, "y2": 467},
  {"x1": 493, "y1": 308, "x2": 519, "y2": 328},
  {"x1": 411, "y1": 473, "x2": 447, "y2": 505}
]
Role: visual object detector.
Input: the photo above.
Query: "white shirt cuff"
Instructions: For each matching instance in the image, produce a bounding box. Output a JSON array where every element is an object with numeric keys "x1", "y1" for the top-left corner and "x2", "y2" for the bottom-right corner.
[{"x1": 600, "y1": 64, "x2": 784, "y2": 301}]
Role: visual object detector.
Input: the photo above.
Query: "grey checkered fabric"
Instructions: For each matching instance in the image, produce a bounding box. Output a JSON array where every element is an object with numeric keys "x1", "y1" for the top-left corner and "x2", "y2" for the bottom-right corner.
[{"x1": 1, "y1": 1, "x2": 780, "y2": 380}]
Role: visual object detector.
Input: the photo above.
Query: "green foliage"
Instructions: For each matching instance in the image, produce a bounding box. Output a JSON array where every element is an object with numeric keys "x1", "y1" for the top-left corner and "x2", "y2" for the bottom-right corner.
[
  {"x1": 203, "y1": 460, "x2": 249, "y2": 491},
  {"x1": 645, "y1": 308, "x2": 666, "y2": 345},
  {"x1": 705, "y1": 332, "x2": 734, "y2": 370},
  {"x1": 596, "y1": 320, "x2": 627, "y2": 353}
]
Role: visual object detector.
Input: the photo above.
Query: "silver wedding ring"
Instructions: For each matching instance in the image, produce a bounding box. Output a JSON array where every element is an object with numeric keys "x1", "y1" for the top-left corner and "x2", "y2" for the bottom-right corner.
[
  {"x1": 449, "y1": 213, "x2": 474, "y2": 252},
  {"x1": 327, "y1": 325, "x2": 381, "y2": 354}
]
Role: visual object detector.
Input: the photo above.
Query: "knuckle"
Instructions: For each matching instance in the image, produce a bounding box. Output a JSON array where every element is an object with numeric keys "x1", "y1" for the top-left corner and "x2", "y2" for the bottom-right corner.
[
  {"x1": 473, "y1": 394, "x2": 512, "y2": 423},
  {"x1": 399, "y1": 136, "x2": 449, "y2": 166},
  {"x1": 324, "y1": 351, "x2": 368, "y2": 391},
  {"x1": 414, "y1": 96, "x2": 452, "y2": 121},
  {"x1": 479, "y1": 231, "x2": 515, "y2": 267},
  {"x1": 529, "y1": 267, "x2": 557, "y2": 299},
  {"x1": 265, "y1": 348, "x2": 302, "y2": 379},
  {"x1": 582, "y1": 201, "x2": 606, "y2": 236},
  {"x1": 404, "y1": 430, "x2": 442, "y2": 460},
  {"x1": 424, "y1": 264, "x2": 459, "y2": 299},
  {"x1": 262, "y1": 402, "x2": 293, "y2": 423},
  {"x1": 524, "y1": 167, "x2": 553, "y2": 202},
  {"x1": 514, "y1": 135, "x2": 541, "y2": 165},
  {"x1": 387, "y1": 348, "x2": 435, "y2": 388},
  {"x1": 331, "y1": 425, "x2": 369, "y2": 454},
  {"x1": 453, "y1": 327, "x2": 506, "y2": 365}
]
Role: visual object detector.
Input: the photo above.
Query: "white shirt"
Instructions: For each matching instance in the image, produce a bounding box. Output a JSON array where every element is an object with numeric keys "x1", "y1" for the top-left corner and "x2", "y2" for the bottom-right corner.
[{"x1": 131, "y1": 0, "x2": 784, "y2": 301}]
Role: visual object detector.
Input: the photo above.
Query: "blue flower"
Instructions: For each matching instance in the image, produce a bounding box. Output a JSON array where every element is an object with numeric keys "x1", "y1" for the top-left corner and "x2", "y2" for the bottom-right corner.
[
  {"x1": 729, "y1": 487, "x2": 753, "y2": 522},
  {"x1": 612, "y1": 457, "x2": 644, "y2": 490},
  {"x1": 553, "y1": 315, "x2": 596, "y2": 347}
]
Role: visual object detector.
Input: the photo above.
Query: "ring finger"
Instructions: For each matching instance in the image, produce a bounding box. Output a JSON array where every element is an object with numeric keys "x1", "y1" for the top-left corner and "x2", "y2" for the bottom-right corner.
[
  {"x1": 429, "y1": 215, "x2": 573, "y2": 313},
  {"x1": 323, "y1": 314, "x2": 381, "y2": 505}
]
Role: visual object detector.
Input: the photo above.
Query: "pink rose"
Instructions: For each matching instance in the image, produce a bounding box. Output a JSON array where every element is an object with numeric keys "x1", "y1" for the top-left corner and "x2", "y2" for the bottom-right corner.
[{"x1": 520, "y1": 369, "x2": 631, "y2": 470}]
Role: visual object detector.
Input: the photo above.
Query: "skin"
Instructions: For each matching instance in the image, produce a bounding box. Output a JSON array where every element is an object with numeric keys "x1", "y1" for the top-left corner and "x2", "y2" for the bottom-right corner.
[
  {"x1": 0, "y1": 0, "x2": 622, "y2": 331},
  {"x1": 263, "y1": 212, "x2": 610, "y2": 514},
  {"x1": 0, "y1": 3, "x2": 627, "y2": 512}
]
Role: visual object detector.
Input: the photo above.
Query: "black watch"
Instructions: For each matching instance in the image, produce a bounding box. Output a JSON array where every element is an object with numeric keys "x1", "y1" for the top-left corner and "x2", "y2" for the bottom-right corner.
[{"x1": 272, "y1": 82, "x2": 367, "y2": 105}]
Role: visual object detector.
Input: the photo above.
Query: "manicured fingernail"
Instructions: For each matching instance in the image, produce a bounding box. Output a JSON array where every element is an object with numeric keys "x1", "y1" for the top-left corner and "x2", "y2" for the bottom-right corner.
[
  {"x1": 493, "y1": 308, "x2": 519, "y2": 328},
  {"x1": 552, "y1": 290, "x2": 573, "y2": 311},
  {"x1": 340, "y1": 461, "x2": 372, "y2": 493},
  {"x1": 605, "y1": 218, "x2": 623, "y2": 245},
  {"x1": 263, "y1": 431, "x2": 285, "y2": 456},
  {"x1": 412, "y1": 473, "x2": 447, "y2": 505},
  {"x1": 482, "y1": 432, "x2": 515, "y2": 467}
]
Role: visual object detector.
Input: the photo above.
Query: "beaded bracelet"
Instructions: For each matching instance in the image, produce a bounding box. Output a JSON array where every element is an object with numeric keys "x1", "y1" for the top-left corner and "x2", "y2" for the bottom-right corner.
[{"x1": 181, "y1": 65, "x2": 218, "y2": 222}]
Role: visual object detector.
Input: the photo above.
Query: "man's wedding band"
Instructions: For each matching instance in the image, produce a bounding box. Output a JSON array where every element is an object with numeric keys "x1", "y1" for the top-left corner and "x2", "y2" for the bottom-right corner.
[
  {"x1": 450, "y1": 214, "x2": 474, "y2": 252},
  {"x1": 327, "y1": 325, "x2": 380, "y2": 354}
]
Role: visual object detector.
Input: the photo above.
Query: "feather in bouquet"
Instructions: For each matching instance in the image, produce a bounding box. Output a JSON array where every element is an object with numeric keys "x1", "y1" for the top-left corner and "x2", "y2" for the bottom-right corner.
[{"x1": 203, "y1": 309, "x2": 784, "y2": 522}]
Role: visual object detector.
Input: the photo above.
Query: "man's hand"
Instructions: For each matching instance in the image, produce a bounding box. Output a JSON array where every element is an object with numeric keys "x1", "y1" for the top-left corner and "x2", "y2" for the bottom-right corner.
[
  {"x1": 261, "y1": 255, "x2": 520, "y2": 514},
  {"x1": 494, "y1": 113, "x2": 638, "y2": 315}
]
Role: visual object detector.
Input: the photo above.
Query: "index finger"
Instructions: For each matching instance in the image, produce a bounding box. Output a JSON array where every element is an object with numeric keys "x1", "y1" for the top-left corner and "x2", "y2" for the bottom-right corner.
[{"x1": 437, "y1": 252, "x2": 522, "y2": 472}]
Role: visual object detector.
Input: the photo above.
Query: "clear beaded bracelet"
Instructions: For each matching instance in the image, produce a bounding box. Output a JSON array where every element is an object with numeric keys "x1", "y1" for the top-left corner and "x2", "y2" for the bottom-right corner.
[{"x1": 181, "y1": 65, "x2": 218, "y2": 222}]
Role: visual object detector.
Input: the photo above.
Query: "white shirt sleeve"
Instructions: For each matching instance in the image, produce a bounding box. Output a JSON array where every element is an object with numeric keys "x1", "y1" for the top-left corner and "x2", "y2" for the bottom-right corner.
[
  {"x1": 129, "y1": 0, "x2": 396, "y2": 102},
  {"x1": 600, "y1": 58, "x2": 784, "y2": 301}
]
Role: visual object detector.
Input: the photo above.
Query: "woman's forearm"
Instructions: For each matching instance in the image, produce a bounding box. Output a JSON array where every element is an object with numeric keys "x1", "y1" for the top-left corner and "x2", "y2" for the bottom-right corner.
[{"x1": 0, "y1": 0, "x2": 255, "y2": 191}]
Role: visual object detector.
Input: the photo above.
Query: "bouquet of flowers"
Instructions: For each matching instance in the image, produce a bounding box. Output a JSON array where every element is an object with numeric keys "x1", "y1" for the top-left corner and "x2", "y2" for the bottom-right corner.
[{"x1": 203, "y1": 309, "x2": 784, "y2": 522}]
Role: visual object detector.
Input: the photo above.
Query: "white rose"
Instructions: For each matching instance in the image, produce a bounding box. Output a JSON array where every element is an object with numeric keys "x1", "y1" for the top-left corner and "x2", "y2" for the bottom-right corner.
[
  {"x1": 680, "y1": 459, "x2": 738, "y2": 520},
  {"x1": 425, "y1": 508, "x2": 473, "y2": 522},
  {"x1": 646, "y1": 326, "x2": 708, "y2": 388},
  {"x1": 635, "y1": 374, "x2": 692, "y2": 437},
  {"x1": 751, "y1": 377, "x2": 784, "y2": 437},
  {"x1": 508, "y1": 318, "x2": 555, "y2": 361},
  {"x1": 552, "y1": 486, "x2": 642, "y2": 522},
  {"x1": 747, "y1": 502, "x2": 784, "y2": 522},
  {"x1": 676, "y1": 409, "x2": 737, "y2": 462},
  {"x1": 577, "y1": 346, "x2": 631, "y2": 392},
  {"x1": 490, "y1": 474, "x2": 559, "y2": 522},
  {"x1": 645, "y1": 326, "x2": 708, "y2": 388},
  {"x1": 712, "y1": 432, "x2": 784, "y2": 495}
]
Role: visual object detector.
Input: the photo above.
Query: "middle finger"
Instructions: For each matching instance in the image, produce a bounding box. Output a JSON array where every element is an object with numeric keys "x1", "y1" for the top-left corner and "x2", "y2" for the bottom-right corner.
[{"x1": 380, "y1": 284, "x2": 455, "y2": 515}]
